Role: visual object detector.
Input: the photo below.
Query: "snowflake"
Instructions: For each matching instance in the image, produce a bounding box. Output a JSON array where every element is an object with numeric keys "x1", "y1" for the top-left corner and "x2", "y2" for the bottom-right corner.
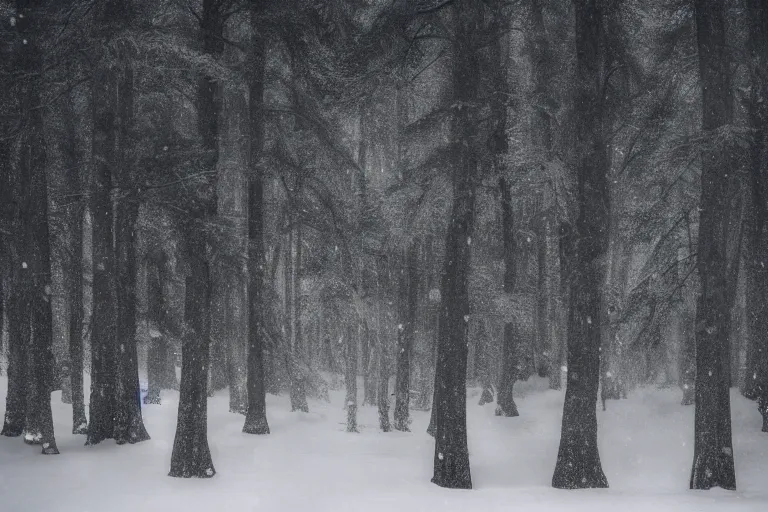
[{"x1": 438, "y1": 452, "x2": 444, "y2": 461}]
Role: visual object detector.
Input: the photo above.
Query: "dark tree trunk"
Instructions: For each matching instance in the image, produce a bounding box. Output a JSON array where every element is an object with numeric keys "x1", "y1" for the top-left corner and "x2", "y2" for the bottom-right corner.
[
  {"x1": 86, "y1": 3, "x2": 124, "y2": 445},
  {"x1": 145, "y1": 255, "x2": 172, "y2": 405},
  {"x1": 14, "y1": 6, "x2": 58, "y2": 452},
  {"x1": 344, "y1": 323, "x2": 358, "y2": 433},
  {"x1": 363, "y1": 322, "x2": 377, "y2": 405},
  {"x1": 243, "y1": 178, "x2": 270, "y2": 435},
  {"x1": 688, "y1": 0, "x2": 737, "y2": 491},
  {"x1": 67, "y1": 164, "x2": 87, "y2": 434},
  {"x1": 243, "y1": 23, "x2": 270, "y2": 435},
  {"x1": 2, "y1": 266, "x2": 29, "y2": 437},
  {"x1": 169, "y1": 243, "x2": 215, "y2": 478},
  {"x1": 376, "y1": 256, "x2": 391, "y2": 432},
  {"x1": 93, "y1": 70, "x2": 148, "y2": 440},
  {"x1": 431, "y1": 3, "x2": 484, "y2": 490},
  {"x1": 745, "y1": 0, "x2": 768, "y2": 434},
  {"x1": 552, "y1": 0, "x2": 609, "y2": 490},
  {"x1": 394, "y1": 243, "x2": 418, "y2": 431},
  {"x1": 289, "y1": 220, "x2": 309, "y2": 412},
  {"x1": 114, "y1": 198, "x2": 149, "y2": 444},
  {"x1": 496, "y1": 178, "x2": 519, "y2": 418}
]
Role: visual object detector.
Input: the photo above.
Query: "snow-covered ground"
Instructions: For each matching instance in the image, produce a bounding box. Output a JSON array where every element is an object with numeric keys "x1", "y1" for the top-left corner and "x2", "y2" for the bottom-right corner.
[{"x1": 0, "y1": 376, "x2": 766, "y2": 512}]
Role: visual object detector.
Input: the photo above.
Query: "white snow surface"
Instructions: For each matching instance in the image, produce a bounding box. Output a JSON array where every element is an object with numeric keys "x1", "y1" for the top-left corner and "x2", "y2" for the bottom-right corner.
[{"x1": 0, "y1": 376, "x2": 766, "y2": 512}]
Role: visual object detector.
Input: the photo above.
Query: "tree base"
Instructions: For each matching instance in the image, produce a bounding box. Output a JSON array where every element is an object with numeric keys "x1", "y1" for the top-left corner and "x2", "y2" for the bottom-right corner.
[
  {"x1": 23, "y1": 430, "x2": 43, "y2": 445},
  {"x1": 494, "y1": 403, "x2": 519, "y2": 417},
  {"x1": 690, "y1": 449, "x2": 736, "y2": 490},
  {"x1": 393, "y1": 421, "x2": 410, "y2": 432},
  {"x1": 478, "y1": 387, "x2": 494, "y2": 406},
  {"x1": 143, "y1": 394, "x2": 161, "y2": 405},
  {"x1": 41, "y1": 441, "x2": 59, "y2": 455},
  {"x1": 168, "y1": 467, "x2": 216, "y2": 479},
  {"x1": 552, "y1": 462, "x2": 608, "y2": 489},
  {"x1": 1, "y1": 422, "x2": 24, "y2": 437},
  {"x1": 681, "y1": 386, "x2": 695, "y2": 406},
  {"x1": 242, "y1": 415, "x2": 270, "y2": 435}
]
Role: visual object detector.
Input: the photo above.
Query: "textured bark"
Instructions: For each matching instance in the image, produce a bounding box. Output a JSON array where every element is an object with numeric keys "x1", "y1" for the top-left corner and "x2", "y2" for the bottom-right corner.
[
  {"x1": 376, "y1": 256, "x2": 391, "y2": 432},
  {"x1": 496, "y1": 178, "x2": 520, "y2": 418},
  {"x1": 145, "y1": 255, "x2": 171, "y2": 405},
  {"x1": 67, "y1": 165, "x2": 87, "y2": 434},
  {"x1": 344, "y1": 323, "x2": 359, "y2": 433},
  {"x1": 243, "y1": 180, "x2": 269, "y2": 434},
  {"x1": 169, "y1": 248, "x2": 215, "y2": 478},
  {"x1": 243, "y1": 24, "x2": 270, "y2": 434},
  {"x1": 289, "y1": 219, "x2": 309, "y2": 412},
  {"x1": 431, "y1": 3, "x2": 483, "y2": 490},
  {"x1": 2, "y1": 265, "x2": 29, "y2": 437},
  {"x1": 86, "y1": 1, "x2": 129, "y2": 446},
  {"x1": 363, "y1": 322, "x2": 377, "y2": 405},
  {"x1": 114, "y1": 201, "x2": 149, "y2": 444},
  {"x1": 689, "y1": 0, "x2": 736, "y2": 491},
  {"x1": 394, "y1": 244, "x2": 418, "y2": 431},
  {"x1": 745, "y1": 0, "x2": 768, "y2": 433},
  {"x1": 14, "y1": 6, "x2": 58, "y2": 452},
  {"x1": 552, "y1": 0, "x2": 609, "y2": 490}
]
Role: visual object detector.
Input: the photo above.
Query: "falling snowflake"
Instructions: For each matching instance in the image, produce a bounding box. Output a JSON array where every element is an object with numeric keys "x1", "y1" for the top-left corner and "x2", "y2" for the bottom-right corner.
[
  {"x1": 466, "y1": 237, "x2": 472, "y2": 246},
  {"x1": 463, "y1": 315, "x2": 470, "y2": 322},
  {"x1": 438, "y1": 452, "x2": 444, "y2": 460},
  {"x1": 586, "y1": 316, "x2": 592, "y2": 325},
  {"x1": 205, "y1": 468, "x2": 214, "y2": 476},
  {"x1": 22, "y1": 262, "x2": 27, "y2": 269}
]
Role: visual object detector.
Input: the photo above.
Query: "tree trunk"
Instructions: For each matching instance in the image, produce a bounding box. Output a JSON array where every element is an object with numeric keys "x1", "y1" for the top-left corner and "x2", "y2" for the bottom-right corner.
[
  {"x1": 145, "y1": 255, "x2": 169, "y2": 405},
  {"x1": 289, "y1": 219, "x2": 309, "y2": 412},
  {"x1": 243, "y1": 179, "x2": 270, "y2": 434},
  {"x1": 169, "y1": 244, "x2": 215, "y2": 478},
  {"x1": 394, "y1": 244, "x2": 418, "y2": 431},
  {"x1": 67, "y1": 160, "x2": 87, "y2": 434},
  {"x1": 688, "y1": 0, "x2": 737, "y2": 491},
  {"x1": 431, "y1": 4, "x2": 483, "y2": 490},
  {"x1": 362, "y1": 323, "x2": 377, "y2": 405},
  {"x1": 1, "y1": 264, "x2": 29, "y2": 437},
  {"x1": 551, "y1": 0, "x2": 609, "y2": 490},
  {"x1": 114, "y1": 198, "x2": 149, "y2": 444},
  {"x1": 13, "y1": 7, "x2": 58, "y2": 452},
  {"x1": 86, "y1": 11, "x2": 121, "y2": 446},
  {"x1": 745, "y1": 0, "x2": 768, "y2": 433},
  {"x1": 376, "y1": 256, "x2": 391, "y2": 432},
  {"x1": 496, "y1": 177, "x2": 519, "y2": 418},
  {"x1": 344, "y1": 322, "x2": 359, "y2": 433},
  {"x1": 243, "y1": 22, "x2": 270, "y2": 434}
]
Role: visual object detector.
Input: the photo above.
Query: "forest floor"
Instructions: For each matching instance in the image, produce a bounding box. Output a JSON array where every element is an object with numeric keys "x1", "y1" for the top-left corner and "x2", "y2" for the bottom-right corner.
[{"x1": 0, "y1": 375, "x2": 766, "y2": 512}]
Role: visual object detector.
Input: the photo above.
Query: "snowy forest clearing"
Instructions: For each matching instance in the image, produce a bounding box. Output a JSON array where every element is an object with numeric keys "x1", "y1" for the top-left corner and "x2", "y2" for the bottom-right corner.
[{"x1": 0, "y1": 376, "x2": 765, "y2": 512}]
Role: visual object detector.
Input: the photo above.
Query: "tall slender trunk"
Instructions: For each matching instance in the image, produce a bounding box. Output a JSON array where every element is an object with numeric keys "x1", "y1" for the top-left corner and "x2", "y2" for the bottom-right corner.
[
  {"x1": 552, "y1": 0, "x2": 609, "y2": 490},
  {"x1": 394, "y1": 243, "x2": 418, "y2": 431},
  {"x1": 114, "y1": 199, "x2": 149, "y2": 444},
  {"x1": 169, "y1": 241, "x2": 215, "y2": 478},
  {"x1": 2, "y1": 264, "x2": 29, "y2": 437},
  {"x1": 745, "y1": 0, "x2": 768, "y2": 433},
  {"x1": 290, "y1": 218, "x2": 309, "y2": 412},
  {"x1": 243, "y1": 22, "x2": 270, "y2": 434},
  {"x1": 344, "y1": 322, "x2": 359, "y2": 433},
  {"x1": 689, "y1": 0, "x2": 737, "y2": 490},
  {"x1": 145, "y1": 254, "x2": 169, "y2": 405},
  {"x1": 13, "y1": 5, "x2": 58, "y2": 452},
  {"x1": 496, "y1": 177, "x2": 519, "y2": 418},
  {"x1": 376, "y1": 256, "x2": 391, "y2": 432},
  {"x1": 431, "y1": 4, "x2": 483, "y2": 490}
]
